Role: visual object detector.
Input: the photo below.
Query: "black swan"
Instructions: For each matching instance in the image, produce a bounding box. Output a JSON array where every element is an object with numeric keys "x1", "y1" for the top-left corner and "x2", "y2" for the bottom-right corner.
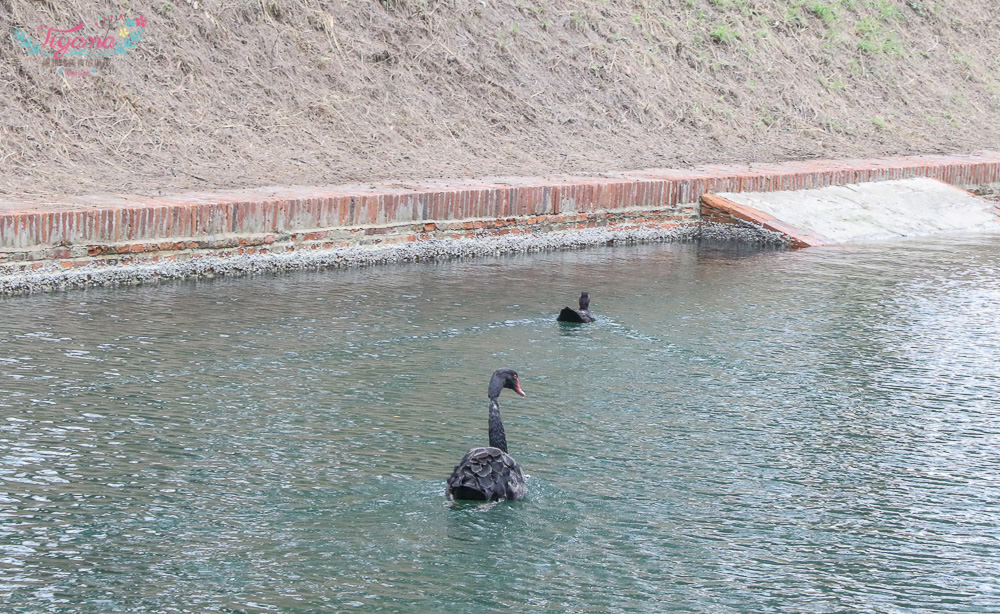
[
  {"x1": 446, "y1": 369, "x2": 527, "y2": 501},
  {"x1": 557, "y1": 291, "x2": 596, "y2": 323}
]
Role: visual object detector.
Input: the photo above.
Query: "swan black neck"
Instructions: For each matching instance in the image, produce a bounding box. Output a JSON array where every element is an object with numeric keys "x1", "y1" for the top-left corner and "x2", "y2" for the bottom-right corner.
[
  {"x1": 579, "y1": 292, "x2": 590, "y2": 311},
  {"x1": 488, "y1": 398, "x2": 508, "y2": 453},
  {"x1": 487, "y1": 372, "x2": 510, "y2": 452}
]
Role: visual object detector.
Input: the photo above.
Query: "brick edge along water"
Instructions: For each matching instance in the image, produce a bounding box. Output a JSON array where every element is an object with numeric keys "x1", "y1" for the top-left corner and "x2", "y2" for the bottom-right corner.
[{"x1": 2, "y1": 152, "x2": 999, "y2": 296}]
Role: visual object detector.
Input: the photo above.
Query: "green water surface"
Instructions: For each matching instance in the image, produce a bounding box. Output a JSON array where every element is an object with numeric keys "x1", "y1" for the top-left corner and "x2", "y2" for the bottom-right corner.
[{"x1": 1, "y1": 235, "x2": 999, "y2": 612}]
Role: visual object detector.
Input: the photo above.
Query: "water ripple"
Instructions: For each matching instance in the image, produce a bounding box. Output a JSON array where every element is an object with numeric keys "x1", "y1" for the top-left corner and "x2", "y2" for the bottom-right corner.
[{"x1": 1, "y1": 235, "x2": 999, "y2": 612}]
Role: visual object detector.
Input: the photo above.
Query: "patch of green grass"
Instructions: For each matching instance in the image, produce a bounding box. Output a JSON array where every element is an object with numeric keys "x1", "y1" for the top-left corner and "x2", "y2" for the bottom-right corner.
[
  {"x1": 870, "y1": 115, "x2": 887, "y2": 130},
  {"x1": 953, "y1": 52, "x2": 979, "y2": 77},
  {"x1": 824, "y1": 119, "x2": 851, "y2": 134},
  {"x1": 856, "y1": 17, "x2": 901, "y2": 54},
  {"x1": 821, "y1": 29, "x2": 842, "y2": 47},
  {"x1": 807, "y1": 1, "x2": 838, "y2": 25},
  {"x1": 569, "y1": 11, "x2": 588, "y2": 31},
  {"x1": 867, "y1": 0, "x2": 903, "y2": 22},
  {"x1": 496, "y1": 22, "x2": 523, "y2": 51},
  {"x1": 905, "y1": 0, "x2": 930, "y2": 16},
  {"x1": 784, "y1": 5, "x2": 805, "y2": 28},
  {"x1": 820, "y1": 75, "x2": 846, "y2": 91},
  {"x1": 710, "y1": 23, "x2": 738, "y2": 45},
  {"x1": 709, "y1": 0, "x2": 752, "y2": 14},
  {"x1": 755, "y1": 112, "x2": 778, "y2": 131}
]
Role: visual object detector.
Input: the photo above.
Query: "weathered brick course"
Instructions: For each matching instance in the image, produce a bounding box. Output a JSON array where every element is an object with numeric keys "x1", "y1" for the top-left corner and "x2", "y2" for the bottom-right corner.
[{"x1": 1, "y1": 153, "x2": 998, "y2": 270}]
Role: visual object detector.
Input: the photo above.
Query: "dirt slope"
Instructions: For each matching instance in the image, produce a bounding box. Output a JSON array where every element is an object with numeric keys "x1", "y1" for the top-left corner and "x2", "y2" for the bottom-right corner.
[{"x1": 2, "y1": 0, "x2": 999, "y2": 198}]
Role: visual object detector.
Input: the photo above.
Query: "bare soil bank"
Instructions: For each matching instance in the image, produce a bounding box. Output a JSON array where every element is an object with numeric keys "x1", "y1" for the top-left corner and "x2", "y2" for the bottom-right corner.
[{"x1": 2, "y1": 0, "x2": 999, "y2": 198}]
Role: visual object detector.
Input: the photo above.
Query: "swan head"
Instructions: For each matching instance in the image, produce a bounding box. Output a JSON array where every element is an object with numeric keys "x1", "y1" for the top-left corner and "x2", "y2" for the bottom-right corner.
[{"x1": 489, "y1": 368, "x2": 526, "y2": 399}]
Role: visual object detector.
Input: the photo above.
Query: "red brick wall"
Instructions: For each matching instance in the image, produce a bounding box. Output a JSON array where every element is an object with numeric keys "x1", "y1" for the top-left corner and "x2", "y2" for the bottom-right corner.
[{"x1": 2, "y1": 152, "x2": 999, "y2": 269}]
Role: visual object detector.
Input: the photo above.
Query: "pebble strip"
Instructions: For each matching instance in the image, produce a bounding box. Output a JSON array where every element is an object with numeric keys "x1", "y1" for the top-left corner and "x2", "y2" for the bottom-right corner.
[{"x1": 0, "y1": 223, "x2": 785, "y2": 296}]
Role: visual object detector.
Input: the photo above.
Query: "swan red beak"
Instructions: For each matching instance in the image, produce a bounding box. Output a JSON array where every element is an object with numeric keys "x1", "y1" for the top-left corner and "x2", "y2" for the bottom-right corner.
[{"x1": 514, "y1": 382, "x2": 526, "y2": 397}]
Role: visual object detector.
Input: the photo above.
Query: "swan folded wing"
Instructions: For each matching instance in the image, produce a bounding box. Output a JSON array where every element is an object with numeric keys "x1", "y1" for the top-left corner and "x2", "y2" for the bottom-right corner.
[
  {"x1": 447, "y1": 447, "x2": 526, "y2": 501},
  {"x1": 556, "y1": 307, "x2": 595, "y2": 323}
]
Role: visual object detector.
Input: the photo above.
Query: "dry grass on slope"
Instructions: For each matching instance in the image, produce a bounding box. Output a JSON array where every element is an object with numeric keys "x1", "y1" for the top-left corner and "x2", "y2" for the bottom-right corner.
[{"x1": 2, "y1": 0, "x2": 999, "y2": 198}]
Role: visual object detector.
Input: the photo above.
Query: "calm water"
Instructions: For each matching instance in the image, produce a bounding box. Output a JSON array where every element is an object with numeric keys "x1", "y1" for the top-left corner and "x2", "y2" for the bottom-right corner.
[{"x1": 1, "y1": 235, "x2": 999, "y2": 613}]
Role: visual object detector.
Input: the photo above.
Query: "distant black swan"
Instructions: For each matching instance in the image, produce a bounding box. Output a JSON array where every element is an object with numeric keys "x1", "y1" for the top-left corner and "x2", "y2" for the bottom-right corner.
[
  {"x1": 557, "y1": 292, "x2": 595, "y2": 323},
  {"x1": 446, "y1": 369, "x2": 527, "y2": 501}
]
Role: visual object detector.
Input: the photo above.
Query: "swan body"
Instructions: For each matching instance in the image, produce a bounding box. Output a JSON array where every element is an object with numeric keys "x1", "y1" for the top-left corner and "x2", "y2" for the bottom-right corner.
[
  {"x1": 557, "y1": 291, "x2": 595, "y2": 323},
  {"x1": 446, "y1": 369, "x2": 527, "y2": 502},
  {"x1": 446, "y1": 446, "x2": 526, "y2": 501}
]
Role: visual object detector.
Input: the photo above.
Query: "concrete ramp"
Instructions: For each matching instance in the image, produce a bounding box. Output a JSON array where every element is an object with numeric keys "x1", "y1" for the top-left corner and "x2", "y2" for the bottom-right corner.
[{"x1": 701, "y1": 177, "x2": 1000, "y2": 247}]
